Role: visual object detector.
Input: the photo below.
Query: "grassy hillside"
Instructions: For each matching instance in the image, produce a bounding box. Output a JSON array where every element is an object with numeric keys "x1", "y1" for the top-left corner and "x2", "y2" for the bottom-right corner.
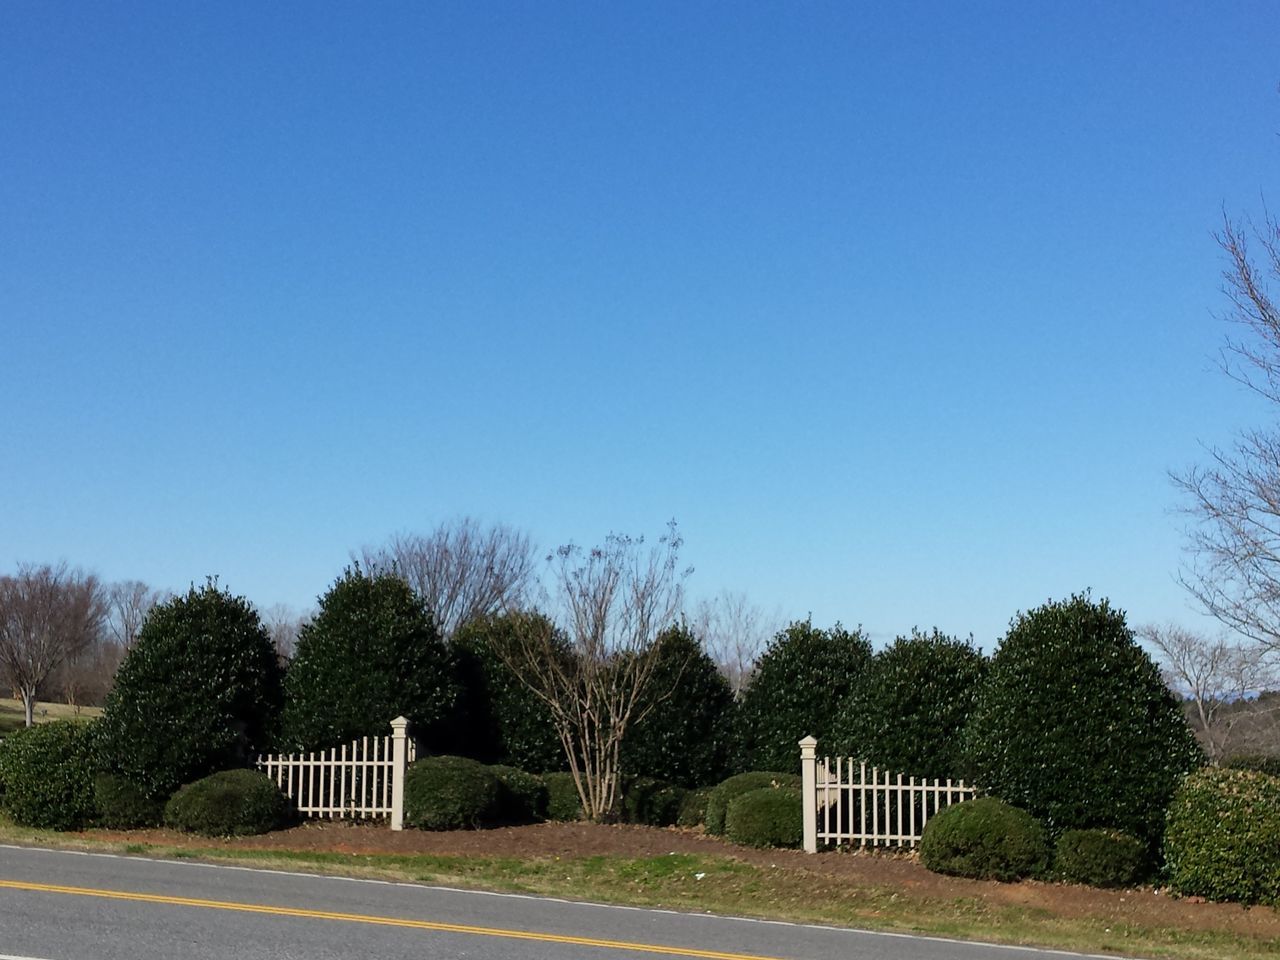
[{"x1": 0, "y1": 698, "x2": 102, "y2": 736}]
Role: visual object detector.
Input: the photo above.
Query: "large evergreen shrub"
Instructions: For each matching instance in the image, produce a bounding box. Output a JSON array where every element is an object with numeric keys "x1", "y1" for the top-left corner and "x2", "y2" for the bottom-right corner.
[
  {"x1": 919, "y1": 797, "x2": 1049, "y2": 881},
  {"x1": 449, "y1": 612, "x2": 565, "y2": 772},
  {"x1": 735, "y1": 621, "x2": 871, "y2": 773},
  {"x1": 622, "y1": 776, "x2": 688, "y2": 827},
  {"x1": 705, "y1": 771, "x2": 800, "y2": 836},
  {"x1": 724, "y1": 786, "x2": 803, "y2": 848},
  {"x1": 403, "y1": 756, "x2": 503, "y2": 830},
  {"x1": 0, "y1": 720, "x2": 99, "y2": 830},
  {"x1": 960, "y1": 594, "x2": 1202, "y2": 844},
  {"x1": 543, "y1": 771, "x2": 584, "y2": 821},
  {"x1": 164, "y1": 769, "x2": 286, "y2": 836},
  {"x1": 94, "y1": 774, "x2": 162, "y2": 829},
  {"x1": 1053, "y1": 828, "x2": 1148, "y2": 888},
  {"x1": 281, "y1": 568, "x2": 458, "y2": 752},
  {"x1": 488, "y1": 764, "x2": 549, "y2": 822},
  {"x1": 833, "y1": 629, "x2": 986, "y2": 779},
  {"x1": 96, "y1": 581, "x2": 284, "y2": 800},
  {"x1": 1164, "y1": 767, "x2": 1280, "y2": 905},
  {"x1": 621, "y1": 624, "x2": 736, "y2": 788}
]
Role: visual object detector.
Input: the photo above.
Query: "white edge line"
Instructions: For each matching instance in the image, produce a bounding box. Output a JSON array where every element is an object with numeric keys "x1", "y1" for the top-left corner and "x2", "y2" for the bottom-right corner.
[{"x1": 0, "y1": 843, "x2": 1144, "y2": 960}]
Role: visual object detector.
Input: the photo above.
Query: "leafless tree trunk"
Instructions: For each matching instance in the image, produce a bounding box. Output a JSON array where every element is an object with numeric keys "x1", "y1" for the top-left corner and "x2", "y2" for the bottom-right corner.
[
  {"x1": 1141, "y1": 623, "x2": 1280, "y2": 761},
  {"x1": 107, "y1": 580, "x2": 166, "y2": 650},
  {"x1": 0, "y1": 563, "x2": 108, "y2": 726},
  {"x1": 490, "y1": 523, "x2": 690, "y2": 821},
  {"x1": 1175, "y1": 212, "x2": 1280, "y2": 651},
  {"x1": 692, "y1": 590, "x2": 781, "y2": 696},
  {"x1": 262, "y1": 603, "x2": 312, "y2": 662},
  {"x1": 360, "y1": 518, "x2": 536, "y2": 640}
]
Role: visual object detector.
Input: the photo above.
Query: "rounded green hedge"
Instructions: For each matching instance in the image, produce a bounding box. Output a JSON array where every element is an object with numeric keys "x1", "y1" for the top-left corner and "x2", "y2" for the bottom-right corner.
[
  {"x1": 622, "y1": 777, "x2": 688, "y2": 827},
  {"x1": 677, "y1": 787, "x2": 713, "y2": 828},
  {"x1": 1222, "y1": 754, "x2": 1280, "y2": 778},
  {"x1": 1163, "y1": 767, "x2": 1280, "y2": 905},
  {"x1": 705, "y1": 772, "x2": 800, "y2": 836},
  {"x1": 543, "y1": 771, "x2": 584, "y2": 821},
  {"x1": 724, "y1": 786, "x2": 803, "y2": 848},
  {"x1": 404, "y1": 756, "x2": 502, "y2": 830},
  {"x1": 489, "y1": 765, "x2": 548, "y2": 822},
  {"x1": 0, "y1": 720, "x2": 99, "y2": 830},
  {"x1": 919, "y1": 797, "x2": 1049, "y2": 881},
  {"x1": 1053, "y1": 828, "x2": 1148, "y2": 888},
  {"x1": 960, "y1": 594, "x2": 1202, "y2": 844},
  {"x1": 164, "y1": 769, "x2": 286, "y2": 837},
  {"x1": 94, "y1": 773, "x2": 162, "y2": 829}
]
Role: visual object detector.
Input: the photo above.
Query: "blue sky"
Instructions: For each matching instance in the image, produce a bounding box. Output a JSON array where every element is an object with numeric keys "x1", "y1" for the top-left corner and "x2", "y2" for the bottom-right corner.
[{"x1": 2, "y1": 2, "x2": 1277, "y2": 649}]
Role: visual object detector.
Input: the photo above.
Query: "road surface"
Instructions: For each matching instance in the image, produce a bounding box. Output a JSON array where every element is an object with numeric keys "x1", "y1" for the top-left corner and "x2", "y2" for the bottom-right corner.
[{"x1": 0, "y1": 844, "x2": 1121, "y2": 960}]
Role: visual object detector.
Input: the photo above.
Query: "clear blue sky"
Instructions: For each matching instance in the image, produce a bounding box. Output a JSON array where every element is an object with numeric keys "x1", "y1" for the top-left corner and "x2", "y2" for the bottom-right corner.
[{"x1": 3, "y1": 2, "x2": 1277, "y2": 649}]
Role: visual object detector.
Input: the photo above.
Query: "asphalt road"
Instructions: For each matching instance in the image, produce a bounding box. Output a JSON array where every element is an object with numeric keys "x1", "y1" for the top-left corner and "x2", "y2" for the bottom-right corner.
[{"x1": 0, "y1": 844, "x2": 1118, "y2": 960}]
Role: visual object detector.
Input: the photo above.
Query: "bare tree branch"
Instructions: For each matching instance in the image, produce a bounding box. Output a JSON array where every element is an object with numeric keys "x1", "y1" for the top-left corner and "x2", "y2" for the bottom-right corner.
[
  {"x1": 692, "y1": 590, "x2": 781, "y2": 697},
  {"x1": 107, "y1": 580, "x2": 168, "y2": 651}
]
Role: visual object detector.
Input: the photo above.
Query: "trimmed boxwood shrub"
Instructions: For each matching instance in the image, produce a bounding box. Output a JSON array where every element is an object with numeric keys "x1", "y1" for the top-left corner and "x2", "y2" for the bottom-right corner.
[
  {"x1": 961, "y1": 594, "x2": 1202, "y2": 844},
  {"x1": 97, "y1": 581, "x2": 284, "y2": 800},
  {"x1": 489, "y1": 765, "x2": 548, "y2": 822},
  {"x1": 94, "y1": 774, "x2": 162, "y2": 829},
  {"x1": 281, "y1": 568, "x2": 459, "y2": 753},
  {"x1": 164, "y1": 769, "x2": 286, "y2": 837},
  {"x1": 1222, "y1": 754, "x2": 1280, "y2": 777},
  {"x1": 403, "y1": 756, "x2": 502, "y2": 830},
  {"x1": 677, "y1": 787, "x2": 713, "y2": 828},
  {"x1": 919, "y1": 797, "x2": 1049, "y2": 881},
  {"x1": 0, "y1": 720, "x2": 99, "y2": 830},
  {"x1": 621, "y1": 625, "x2": 736, "y2": 788},
  {"x1": 834, "y1": 629, "x2": 987, "y2": 779},
  {"x1": 1053, "y1": 828, "x2": 1147, "y2": 888},
  {"x1": 705, "y1": 772, "x2": 800, "y2": 836},
  {"x1": 622, "y1": 777, "x2": 688, "y2": 827},
  {"x1": 736, "y1": 621, "x2": 871, "y2": 773},
  {"x1": 724, "y1": 786, "x2": 803, "y2": 848},
  {"x1": 1163, "y1": 767, "x2": 1280, "y2": 905},
  {"x1": 543, "y1": 771, "x2": 583, "y2": 821}
]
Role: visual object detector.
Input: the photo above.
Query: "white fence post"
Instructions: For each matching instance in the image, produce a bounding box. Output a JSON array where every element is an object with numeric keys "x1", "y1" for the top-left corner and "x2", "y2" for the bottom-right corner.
[
  {"x1": 800, "y1": 735, "x2": 818, "y2": 854},
  {"x1": 390, "y1": 715, "x2": 409, "y2": 831}
]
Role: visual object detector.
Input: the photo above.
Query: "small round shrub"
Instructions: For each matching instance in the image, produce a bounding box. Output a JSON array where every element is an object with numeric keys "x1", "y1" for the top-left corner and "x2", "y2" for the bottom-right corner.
[
  {"x1": 919, "y1": 797, "x2": 1049, "y2": 881},
  {"x1": 403, "y1": 756, "x2": 502, "y2": 830},
  {"x1": 489, "y1": 765, "x2": 548, "y2": 822},
  {"x1": 94, "y1": 774, "x2": 162, "y2": 829},
  {"x1": 705, "y1": 772, "x2": 800, "y2": 836},
  {"x1": 543, "y1": 771, "x2": 583, "y2": 821},
  {"x1": 163, "y1": 769, "x2": 286, "y2": 837},
  {"x1": 1164, "y1": 767, "x2": 1280, "y2": 905},
  {"x1": 622, "y1": 777, "x2": 688, "y2": 827},
  {"x1": 735, "y1": 621, "x2": 872, "y2": 773},
  {"x1": 1222, "y1": 754, "x2": 1280, "y2": 778},
  {"x1": 0, "y1": 720, "x2": 99, "y2": 830},
  {"x1": 1053, "y1": 828, "x2": 1148, "y2": 888},
  {"x1": 677, "y1": 787, "x2": 713, "y2": 828},
  {"x1": 724, "y1": 787, "x2": 803, "y2": 848}
]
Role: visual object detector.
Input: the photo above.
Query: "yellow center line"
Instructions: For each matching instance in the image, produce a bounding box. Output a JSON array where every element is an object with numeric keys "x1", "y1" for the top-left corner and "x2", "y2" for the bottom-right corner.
[{"x1": 0, "y1": 879, "x2": 786, "y2": 960}]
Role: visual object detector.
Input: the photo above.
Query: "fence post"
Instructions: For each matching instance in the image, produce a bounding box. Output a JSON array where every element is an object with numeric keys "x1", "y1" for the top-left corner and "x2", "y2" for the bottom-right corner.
[
  {"x1": 800, "y1": 735, "x2": 818, "y2": 854},
  {"x1": 390, "y1": 716, "x2": 409, "y2": 831}
]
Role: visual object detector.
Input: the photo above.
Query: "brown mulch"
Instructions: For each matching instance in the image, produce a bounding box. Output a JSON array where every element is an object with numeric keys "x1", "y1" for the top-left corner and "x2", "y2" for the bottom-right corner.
[{"x1": 77, "y1": 820, "x2": 1280, "y2": 941}]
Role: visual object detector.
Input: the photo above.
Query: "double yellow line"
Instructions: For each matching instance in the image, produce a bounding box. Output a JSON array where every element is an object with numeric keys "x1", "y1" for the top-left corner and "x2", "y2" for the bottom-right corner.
[{"x1": 0, "y1": 879, "x2": 783, "y2": 960}]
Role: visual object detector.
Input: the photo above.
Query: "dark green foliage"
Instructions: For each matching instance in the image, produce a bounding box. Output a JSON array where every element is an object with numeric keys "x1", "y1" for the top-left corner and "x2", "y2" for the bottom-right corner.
[
  {"x1": 281, "y1": 568, "x2": 458, "y2": 753},
  {"x1": 0, "y1": 720, "x2": 99, "y2": 830},
  {"x1": 97, "y1": 581, "x2": 285, "y2": 800},
  {"x1": 403, "y1": 756, "x2": 502, "y2": 830},
  {"x1": 834, "y1": 629, "x2": 987, "y2": 779},
  {"x1": 736, "y1": 621, "x2": 872, "y2": 773},
  {"x1": 705, "y1": 771, "x2": 800, "y2": 836},
  {"x1": 1163, "y1": 767, "x2": 1280, "y2": 905},
  {"x1": 489, "y1": 764, "x2": 548, "y2": 822},
  {"x1": 622, "y1": 776, "x2": 688, "y2": 827},
  {"x1": 1053, "y1": 828, "x2": 1148, "y2": 888},
  {"x1": 724, "y1": 786, "x2": 803, "y2": 848},
  {"x1": 543, "y1": 771, "x2": 584, "y2": 821},
  {"x1": 449, "y1": 613, "x2": 565, "y2": 772},
  {"x1": 960, "y1": 594, "x2": 1203, "y2": 844},
  {"x1": 677, "y1": 787, "x2": 713, "y2": 828},
  {"x1": 621, "y1": 624, "x2": 736, "y2": 788},
  {"x1": 1222, "y1": 754, "x2": 1280, "y2": 777},
  {"x1": 919, "y1": 797, "x2": 1050, "y2": 881},
  {"x1": 94, "y1": 774, "x2": 162, "y2": 829},
  {"x1": 163, "y1": 769, "x2": 286, "y2": 837}
]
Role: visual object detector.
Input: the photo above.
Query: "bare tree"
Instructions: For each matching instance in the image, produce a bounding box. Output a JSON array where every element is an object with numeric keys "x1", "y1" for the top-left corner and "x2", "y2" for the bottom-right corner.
[
  {"x1": 1141, "y1": 622, "x2": 1280, "y2": 761},
  {"x1": 1175, "y1": 212, "x2": 1280, "y2": 651},
  {"x1": 262, "y1": 603, "x2": 312, "y2": 662},
  {"x1": 360, "y1": 518, "x2": 536, "y2": 639},
  {"x1": 692, "y1": 590, "x2": 782, "y2": 696},
  {"x1": 0, "y1": 563, "x2": 108, "y2": 726},
  {"x1": 490, "y1": 523, "x2": 690, "y2": 820},
  {"x1": 107, "y1": 580, "x2": 166, "y2": 650},
  {"x1": 56, "y1": 635, "x2": 124, "y2": 713}
]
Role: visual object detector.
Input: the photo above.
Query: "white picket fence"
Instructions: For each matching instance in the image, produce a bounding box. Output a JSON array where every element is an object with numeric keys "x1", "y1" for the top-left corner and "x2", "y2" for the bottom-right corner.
[
  {"x1": 255, "y1": 716, "x2": 415, "y2": 830},
  {"x1": 799, "y1": 736, "x2": 978, "y2": 853}
]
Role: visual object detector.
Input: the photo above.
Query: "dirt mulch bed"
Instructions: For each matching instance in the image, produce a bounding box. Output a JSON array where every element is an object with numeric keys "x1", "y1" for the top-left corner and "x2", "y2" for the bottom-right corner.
[{"x1": 80, "y1": 819, "x2": 1280, "y2": 940}]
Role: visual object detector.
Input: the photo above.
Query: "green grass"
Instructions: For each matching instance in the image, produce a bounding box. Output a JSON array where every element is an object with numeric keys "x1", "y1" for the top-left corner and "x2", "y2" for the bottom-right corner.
[{"x1": 0, "y1": 698, "x2": 102, "y2": 736}]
